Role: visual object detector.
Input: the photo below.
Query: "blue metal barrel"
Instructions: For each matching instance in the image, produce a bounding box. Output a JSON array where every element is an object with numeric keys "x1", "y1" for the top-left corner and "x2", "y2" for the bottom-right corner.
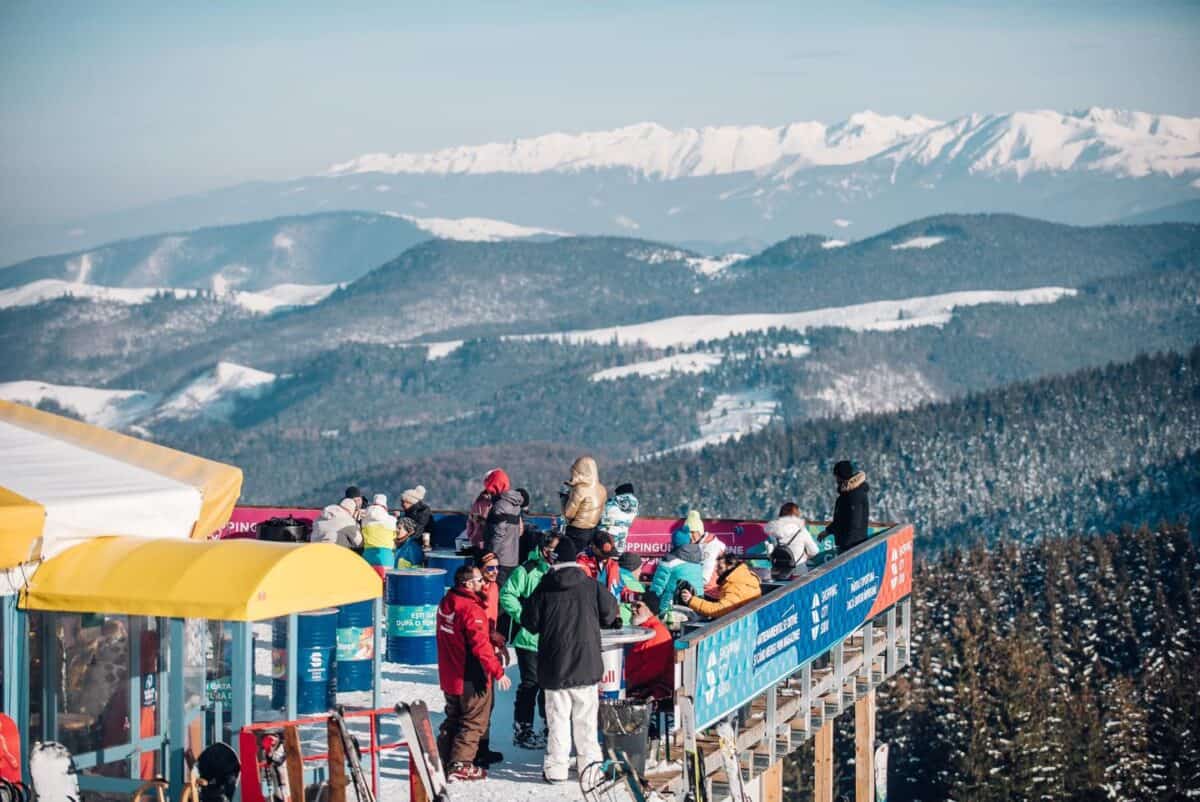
[
  {"x1": 385, "y1": 568, "x2": 444, "y2": 664},
  {"x1": 336, "y1": 599, "x2": 377, "y2": 692},
  {"x1": 426, "y1": 552, "x2": 472, "y2": 588},
  {"x1": 271, "y1": 608, "x2": 338, "y2": 713}
]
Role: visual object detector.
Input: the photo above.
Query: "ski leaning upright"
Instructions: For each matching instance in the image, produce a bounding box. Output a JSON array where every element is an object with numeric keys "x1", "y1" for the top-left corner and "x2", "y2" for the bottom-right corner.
[
  {"x1": 329, "y1": 708, "x2": 375, "y2": 802},
  {"x1": 714, "y1": 721, "x2": 750, "y2": 802},
  {"x1": 395, "y1": 701, "x2": 449, "y2": 802},
  {"x1": 678, "y1": 697, "x2": 708, "y2": 802}
]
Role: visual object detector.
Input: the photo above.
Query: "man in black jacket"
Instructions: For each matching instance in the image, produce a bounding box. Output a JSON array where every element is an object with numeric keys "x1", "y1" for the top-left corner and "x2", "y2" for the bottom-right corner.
[
  {"x1": 521, "y1": 537, "x2": 620, "y2": 784},
  {"x1": 823, "y1": 460, "x2": 870, "y2": 553}
]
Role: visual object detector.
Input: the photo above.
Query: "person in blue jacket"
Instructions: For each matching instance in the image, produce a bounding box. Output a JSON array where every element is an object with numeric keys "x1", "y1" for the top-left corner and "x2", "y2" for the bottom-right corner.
[
  {"x1": 394, "y1": 517, "x2": 425, "y2": 568},
  {"x1": 647, "y1": 526, "x2": 704, "y2": 619}
]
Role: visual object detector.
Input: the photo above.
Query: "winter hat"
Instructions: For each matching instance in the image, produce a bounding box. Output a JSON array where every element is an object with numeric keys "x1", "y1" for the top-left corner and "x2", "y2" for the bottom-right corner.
[
  {"x1": 615, "y1": 482, "x2": 635, "y2": 496},
  {"x1": 618, "y1": 552, "x2": 643, "y2": 571},
  {"x1": 593, "y1": 531, "x2": 616, "y2": 556},
  {"x1": 639, "y1": 590, "x2": 661, "y2": 613},
  {"x1": 396, "y1": 517, "x2": 417, "y2": 535},
  {"x1": 345, "y1": 486, "x2": 364, "y2": 502},
  {"x1": 515, "y1": 487, "x2": 530, "y2": 510},
  {"x1": 401, "y1": 485, "x2": 426, "y2": 505},
  {"x1": 553, "y1": 537, "x2": 579, "y2": 564},
  {"x1": 684, "y1": 510, "x2": 704, "y2": 537},
  {"x1": 833, "y1": 461, "x2": 856, "y2": 481},
  {"x1": 483, "y1": 468, "x2": 511, "y2": 496},
  {"x1": 371, "y1": 493, "x2": 388, "y2": 508},
  {"x1": 672, "y1": 527, "x2": 692, "y2": 549}
]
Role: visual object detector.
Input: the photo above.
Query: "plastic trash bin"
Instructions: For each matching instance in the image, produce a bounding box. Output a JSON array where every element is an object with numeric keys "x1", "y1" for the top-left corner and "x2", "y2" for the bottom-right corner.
[{"x1": 599, "y1": 699, "x2": 651, "y2": 778}]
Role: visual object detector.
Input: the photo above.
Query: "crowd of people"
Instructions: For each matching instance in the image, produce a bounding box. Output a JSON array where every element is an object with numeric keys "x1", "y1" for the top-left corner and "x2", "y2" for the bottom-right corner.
[{"x1": 307, "y1": 456, "x2": 870, "y2": 784}]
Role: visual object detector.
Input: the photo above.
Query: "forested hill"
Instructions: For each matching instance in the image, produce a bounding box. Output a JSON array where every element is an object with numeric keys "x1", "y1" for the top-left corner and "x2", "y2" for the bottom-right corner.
[
  {"x1": 838, "y1": 524, "x2": 1199, "y2": 802},
  {"x1": 625, "y1": 347, "x2": 1200, "y2": 550}
]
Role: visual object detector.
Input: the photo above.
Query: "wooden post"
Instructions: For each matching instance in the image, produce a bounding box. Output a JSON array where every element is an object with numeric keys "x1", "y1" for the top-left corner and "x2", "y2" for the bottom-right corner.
[
  {"x1": 814, "y1": 719, "x2": 834, "y2": 802},
  {"x1": 327, "y1": 717, "x2": 348, "y2": 802},
  {"x1": 855, "y1": 689, "x2": 876, "y2": 802},
  {"x1": 283, "y1": 725, "x2": 305, "y2": 802},
  {"x1": 760, "y1": 758, "x2": 783, "y2": 802}
]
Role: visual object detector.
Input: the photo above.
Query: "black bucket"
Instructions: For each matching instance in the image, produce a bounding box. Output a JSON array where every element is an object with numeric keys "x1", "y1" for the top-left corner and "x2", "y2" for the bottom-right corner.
[
  {"x1": 257, "y1": 516, "x2": 312, "y2": 543},
  {"x1": 599, "y1": 699, "x2": 651, "y2": 778}
]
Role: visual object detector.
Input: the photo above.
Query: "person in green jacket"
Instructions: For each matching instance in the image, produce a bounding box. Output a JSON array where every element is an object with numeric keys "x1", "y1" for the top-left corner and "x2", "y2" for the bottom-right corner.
[{"x1": 499, "y1": 533, "x2": 557, "y2": 749}]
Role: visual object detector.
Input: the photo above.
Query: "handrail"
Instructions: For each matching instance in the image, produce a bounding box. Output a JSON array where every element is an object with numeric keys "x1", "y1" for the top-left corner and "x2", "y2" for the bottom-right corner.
[
  {"x1": 677, "y1": 521, "x2": 904, "y2": 646},
  {"x1": 238, "y1": 707, "x2": 405, "y2": 802}
]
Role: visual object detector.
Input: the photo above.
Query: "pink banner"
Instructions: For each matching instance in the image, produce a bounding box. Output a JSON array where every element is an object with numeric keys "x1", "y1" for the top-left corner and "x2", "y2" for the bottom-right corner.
[{"x1": 212, "y1": 506, "x2": 321, "y2": 539}]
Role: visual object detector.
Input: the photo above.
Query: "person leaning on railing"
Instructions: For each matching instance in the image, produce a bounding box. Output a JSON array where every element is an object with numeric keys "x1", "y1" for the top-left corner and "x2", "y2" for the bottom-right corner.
[
  {"x1": 821, "y1": 460, "x2": 870, "y2": 554},
  {"x1": 678, "y1": 553, "x2": 762, "y2": 619}
]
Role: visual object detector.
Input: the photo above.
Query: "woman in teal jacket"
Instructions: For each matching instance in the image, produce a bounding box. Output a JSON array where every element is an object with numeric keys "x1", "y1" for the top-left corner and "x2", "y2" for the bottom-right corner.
[{"x1": 648, "y1": 527, "x2": 705, "y2": 618}]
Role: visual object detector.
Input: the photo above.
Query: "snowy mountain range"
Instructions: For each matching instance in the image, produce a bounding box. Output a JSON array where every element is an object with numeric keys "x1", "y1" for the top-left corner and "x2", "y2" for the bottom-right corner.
[
  {"x1": 4, "y1": 108, "x2": 1196, "y2": 267},
  {"x1": 330, "y1": 108, "x2": 1199, "y2": 182}
]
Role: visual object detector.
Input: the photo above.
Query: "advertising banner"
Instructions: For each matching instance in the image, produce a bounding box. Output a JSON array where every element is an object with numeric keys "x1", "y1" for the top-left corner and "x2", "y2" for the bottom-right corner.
[{"x1": 691, "y1": 525, "x2": 912, "y2": 729}]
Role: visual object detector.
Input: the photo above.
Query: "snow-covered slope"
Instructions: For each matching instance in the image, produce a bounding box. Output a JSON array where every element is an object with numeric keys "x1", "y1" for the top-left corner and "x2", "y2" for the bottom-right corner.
[
  {"x1": 157, "y1": 362, "x2": 276, "y2": 421},
  {"x1": 394, "y1": 214, "x2": 565, "y2": 242},
  {"x1": 0, "y1": 381, "x2": 158, "y2": 429},
  {"x1": 330, "y1": 112, "x2": 944, "y2": 178},
  {"x1": 590, "y1": 352, "x2": 724, "y2": 382},
  {"x1": 0, "y1": 278, "x2": 336, "y2": 313},
  {"x1": 1, "y1": 362, "x2": 276, "y2": 428},
  {"x1": 649, "y1": 389, "x2": 780, "y2": 457}
]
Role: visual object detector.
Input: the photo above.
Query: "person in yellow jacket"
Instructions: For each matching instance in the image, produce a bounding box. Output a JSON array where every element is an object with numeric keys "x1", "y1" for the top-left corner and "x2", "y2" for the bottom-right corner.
[
  {"x1": 679, "y1": 553, "x2": 761, "y2": 619},
  {"x1": 361, "y1": 493, "x2": 398, "y2": 580}
]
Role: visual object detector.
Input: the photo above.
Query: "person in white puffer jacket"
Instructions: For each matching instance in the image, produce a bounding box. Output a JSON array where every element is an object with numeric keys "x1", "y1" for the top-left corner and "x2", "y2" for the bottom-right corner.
[
  {"x1": 760, "y1": 502, "x2": 820, "y2": 578},
  {"x1": 311, "y1": 497, "x2": 364, "y2": 550}
]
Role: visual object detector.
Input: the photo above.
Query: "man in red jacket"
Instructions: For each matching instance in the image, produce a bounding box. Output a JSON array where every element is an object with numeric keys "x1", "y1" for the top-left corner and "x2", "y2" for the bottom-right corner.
[
  {"x1": 625, "y1": 591, "x2": 674, "y2": 701},
  {"x1": 436, "y1": 565, "x2": 512, "y2": 781}
]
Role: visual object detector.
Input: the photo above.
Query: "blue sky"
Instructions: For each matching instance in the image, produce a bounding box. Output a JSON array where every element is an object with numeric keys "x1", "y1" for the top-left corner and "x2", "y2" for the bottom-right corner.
[{"x1": 1, "y1": 0, "x2": 1198, "y2": 224}]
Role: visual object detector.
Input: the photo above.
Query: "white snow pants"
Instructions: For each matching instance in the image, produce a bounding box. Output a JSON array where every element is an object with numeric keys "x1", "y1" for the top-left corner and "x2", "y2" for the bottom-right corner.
[{"x1": 544, "y1": 684, "x2": 602, "y2": 780}]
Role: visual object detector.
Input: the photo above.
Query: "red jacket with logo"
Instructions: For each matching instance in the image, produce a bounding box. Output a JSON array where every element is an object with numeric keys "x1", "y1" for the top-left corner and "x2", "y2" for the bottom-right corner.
[
  {"x1": 578, "y1": 554, "x2": 621, "y2": 597},
  {"x1": 436, "y1": 586, "x2": 504, "y2": 695},
  {"x1": 625, "y1": 614, "x2": 674, "y2": 700}
]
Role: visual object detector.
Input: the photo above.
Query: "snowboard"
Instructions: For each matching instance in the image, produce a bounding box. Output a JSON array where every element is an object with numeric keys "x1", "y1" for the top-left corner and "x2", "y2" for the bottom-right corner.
[
  {"x1": 874, "y1": 742, "x2": 889, "y2": 802},
  {"x1": 0, "y1": 714, "x2": 20, "y2": 784},
  {"x1": 678, "y1": 697, "x2": 708, "y2": 802},
  {"x1": 329, "y1": 708, "x2": 375, "y2": 802},
  {"x1": 394, "y1": 701, "x2": 449, "y2": 802},
  {"x1": 715, "y1": 721, "x2": 750, "y2": 802},
  {"x1": 28, "y1": 742, "x2": 79, "y2": 802}
]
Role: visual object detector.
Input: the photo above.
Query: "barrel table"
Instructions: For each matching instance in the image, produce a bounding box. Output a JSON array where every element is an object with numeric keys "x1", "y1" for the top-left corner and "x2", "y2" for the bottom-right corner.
[
  {"x1": 599, "y1": 626, "x2": 656, "y2": 699},
  {"x1": 336, "y1": 598, "x2": 376, "y2": 692},
  {"x1": 385, "y1": 568, "x2": 445, "y2": 664},
  {"x1": 425, "y1": 550, "x2": 475, "y2": 588},
  {"x1": 271, "y1": 608, "x2": 337, "y2": 713}
]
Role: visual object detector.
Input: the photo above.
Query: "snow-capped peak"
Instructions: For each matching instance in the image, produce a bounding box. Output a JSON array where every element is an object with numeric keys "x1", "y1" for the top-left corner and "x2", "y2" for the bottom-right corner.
[{"x1": 156, "y1": 362, "x2": 276, "y2": 421}]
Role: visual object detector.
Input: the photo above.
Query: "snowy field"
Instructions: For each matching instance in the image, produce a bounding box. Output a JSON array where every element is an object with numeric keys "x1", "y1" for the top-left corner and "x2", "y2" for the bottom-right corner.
[
  {"x1": 249, "y1": 627, "x2": 587, "y2": 802},
  {"x1": 422, "y1": 287, "x2": 1075, "y2": 357},
  {"x1": 648, "y1": 388, "x2": 779, "y2": 457},
  {"x1": 590, "y1": 352, "x2": 724, "y2": 382},
  {"x1": 0, "y1": 278, "x2": 338, "y2": 313},
  {"x1": 393, "y1": 213, "x2": 567, "y2": 242}
]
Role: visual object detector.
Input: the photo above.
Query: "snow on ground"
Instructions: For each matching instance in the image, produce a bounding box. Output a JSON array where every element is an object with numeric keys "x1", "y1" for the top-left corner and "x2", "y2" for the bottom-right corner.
[
  {"x1": 685, "y1": 253, "x2": 747, "y2": 276},
  {"x1": 0, "y1": 279, "x2": 192, "y2": 309},
  {"x1": 231, "y1": 283, "x2": 340, "y2": 312},
  {"x1": 0, "y1": 380, "x2": 159, "y2": 428},
  {"x1": 396, "y1": 213, "x2": 566, "y2": 242},
  {"x1": 821, "y1": 239, "x2": 848, "y2": 249},
  {"x1": 890, "y1": 235, "x2": 946, "y2": 250},
  {"x1": 425, "y1": 340, "x2": 465, "y2": 360},
  {"x1": 802, "y1": 363, "x2": 943, "y2": 420},
  {"x1": 156, "y1": 362, "x2": 276, "y2": 421},
  {"x1": 590, "y1": 352, "x2": 724, "y2": 382},
  {"x1": 424, "y1": 288, "x2": 1073, "y2": 354},
  {"x1": 771, "y1": 343, "x2": 812, "y2": 358},
  {"x1": 0, "y1": 278, "x2": 337, "y2": 313},
  {"x1": 651, "y1": 389, "x2": 779, "y2": 457},
  {"x1": 246, "y1": 625, "x2": 586, "y2": 802},
  {"x1": 833, "y1": 219, "x2": 852, "y2": 228}
]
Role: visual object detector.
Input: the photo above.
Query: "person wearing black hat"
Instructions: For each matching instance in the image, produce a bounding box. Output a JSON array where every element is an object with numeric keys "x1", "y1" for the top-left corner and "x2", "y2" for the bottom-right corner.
[
  {"x1": 520, "y1": 537, "x2": 619, "y2": 784},
  {"x1": 344, "y1": 485, "x2": 367, "y2": 522},
  {"x1": 822, "y1": 460, "x2": 870, "y2": 553}
]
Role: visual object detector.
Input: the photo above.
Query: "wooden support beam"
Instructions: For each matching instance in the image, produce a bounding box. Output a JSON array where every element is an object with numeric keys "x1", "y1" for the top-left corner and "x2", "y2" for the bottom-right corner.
[
  {"x1": 760, "y1": 759, "x2": 783, "y2": 802},
  {"x1": 855, "y1": 689, "x2": 876, "y2": 802},
  {"x1": 815, "y1": 719, "x2": 834, "y2": 802}
]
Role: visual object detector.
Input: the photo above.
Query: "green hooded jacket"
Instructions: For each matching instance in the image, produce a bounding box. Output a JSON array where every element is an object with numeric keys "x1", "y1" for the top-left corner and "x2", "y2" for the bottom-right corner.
[{"x1": 500, "y1": 552, "x2": 550, "y2": 651}]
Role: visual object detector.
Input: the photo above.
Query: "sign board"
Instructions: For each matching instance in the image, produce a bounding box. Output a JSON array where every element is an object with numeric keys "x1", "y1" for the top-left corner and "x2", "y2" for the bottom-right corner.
[
  {"x1": 690, "y1": 526, "x2": 913, "y2": 729},
  {"x1": 205, "y1": 677, "x2": 233, "y2": 704}
]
